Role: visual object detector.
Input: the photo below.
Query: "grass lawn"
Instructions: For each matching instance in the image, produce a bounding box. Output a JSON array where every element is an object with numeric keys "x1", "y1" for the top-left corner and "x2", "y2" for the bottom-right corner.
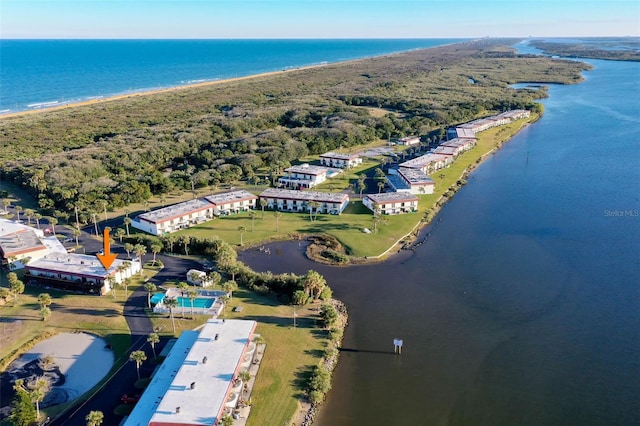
[
  {"x1": 148, "y1": 288, "x2": 329, "y2": 426},
  {"x1": 172, "y1": 115, "x2": 535, "y2": 258}
]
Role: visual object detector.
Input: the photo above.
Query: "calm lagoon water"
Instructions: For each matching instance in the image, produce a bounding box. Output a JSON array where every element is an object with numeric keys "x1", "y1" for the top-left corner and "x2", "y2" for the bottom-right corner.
[{"x1": 241, "y1": 57, "x2": 640, "y2": 425}]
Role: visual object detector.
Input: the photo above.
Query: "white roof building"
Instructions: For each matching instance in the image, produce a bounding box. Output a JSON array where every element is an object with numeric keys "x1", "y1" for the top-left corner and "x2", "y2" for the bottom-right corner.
[
  {"x1": 319, "y1": 152, "x2": 363, "y2": 168},
  {"x1": 132, "y1": 198, "x2": 215, "y2": 235},
  {"x1": 278, "y1": 164, "x2": 330, "y2": 189},
  {"x1": 204, "y1": 190, "x2": 258, "y2": 216},
  {"x1": 387, "y1": 168, "x2": 435, "y2": 195},
  {"x1": 363, "y1": 192, "x2": 419, "y2": 215},
  {"x1": 399, "y1": 153, "x2": 453, "y2": 174},
  {"x1": 259, "y1": 188, "x2": 349, "y2": 214},
  {"x1": 124, "y1": 319, "x2": 257, "y2": 426},
  {"x1": 25, "y1": 253, "x2": 140, "y2": 295}
]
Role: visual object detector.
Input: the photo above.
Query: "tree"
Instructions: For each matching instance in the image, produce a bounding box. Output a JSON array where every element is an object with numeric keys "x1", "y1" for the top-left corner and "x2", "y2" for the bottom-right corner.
[
  {"x1": 164, "y1": 296, "x2": 179, "y2": 334},
  {"x1": 39, "y1": 306, "x2": 51, "y2": 321},
  {"x1": 133, "y1": 244, "x2": 147, "y2": 269},
  {"x1": 207, "y1": 270, "x2": 222, "y2": 288},
  {"x1": 164, "y1": 234, "x2": 176, "y2": 253},
  {"x1": 123, "y1": 216, "x2": 132, "y2": 236},
  {"x1": 260, "y1": 198, "x2": 267, "y2": 218},
  {"x1": 114, "y1": 227, "x2": 126, "y2": 243},
  {"x1": 357, "y1": 174, "x2": 367, "y2": 197},
  {"x1": 147, "y1": 333, "x2": 160, "y2": 358},
  {"x1": 129, "y1": 350, "x2": 147, "y2": 380},
  {"x1": 249, "y1": 210, "x2": 257, "y2": 232},
  {"x1": 14, "y1": 205, "x2": 23, "y2": 222},
  {"x1": 151, "y1": 243, "x2": 162, "y2": 265},
  {"x1": 90, "y1": 211, "x2": 99, "y2": 236},
  {"x1": 145, "y1": 282, "x2": 157, "y2": 308},
  {"x1": 274, "y1": 210, "x2": 282, "y2": 232},
  {"x1": 85, "y1": 410, "x2": 104, "y2": 426},
  {"x1": 220, "y1": 415, "x2": 234, "y2": 426},
  {"x1": 27, "y1": 377, "x2": 49, "y2": 419},
  {"x1": 34, "y1": 213, "x2": 42, "y2": 229},
  {"x1": 72, "y1": 226, "x2": 81, "y2": 246},
  {"x1": 319, "y1": 304, "x2": 339, "y2": 328},
  {"x1": 9, "y1": 379, "x2": 36, "y2": 426},
  {"x1": 124, "y1": 242, "x2": 134, "y2": 259},
  {"x1": 38, "y1": 293, "x2": 52, "y2": 309},
  {"x1": 238, "y1": 226, "x2": 246, "y2": 246},
  {"x1": 302, "y1": 270, "x2": 327, "y2": 299},
  {"x1": 187, "y1": 288, "x2": 198, "y2": 318},
  {"x1": 24, "y1": 208, "x2": 34, "y2": 226},
  {"x1": 377, "y1": 180, "x2": 385, "y2": 193},
  {"x1": 49, "y1": 216, "x2": 58, "y2": 235},
  {"x1": 308, "y1": 201, "x2": 320, "y2": 221},
  {"x1": 178, "y1": 282, "x2": 189, "y2": 318},
  {"x1": 180, "y1": 235, "x2": 191, "y2": 256},
  {"x1": 222, "y1": 280, "x2": 238, "y2": 299},
  {"x1": 8, "y1": 272, "x2": 24, "y2": 304},
  {"x1": 188, "y1": 270, "x2": 202, "y2": 287}
]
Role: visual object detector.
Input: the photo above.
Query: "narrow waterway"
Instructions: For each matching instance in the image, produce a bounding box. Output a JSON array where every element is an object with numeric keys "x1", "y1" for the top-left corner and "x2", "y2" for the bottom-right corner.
[{"x1": 241, "y1": 58, "x2": 640, "y2": 426}]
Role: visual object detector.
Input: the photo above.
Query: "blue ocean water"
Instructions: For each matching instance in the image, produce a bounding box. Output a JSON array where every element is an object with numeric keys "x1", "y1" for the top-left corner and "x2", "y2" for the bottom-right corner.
[{"x1": 0, "y1": 39, "x2": 463, "y2": 113}]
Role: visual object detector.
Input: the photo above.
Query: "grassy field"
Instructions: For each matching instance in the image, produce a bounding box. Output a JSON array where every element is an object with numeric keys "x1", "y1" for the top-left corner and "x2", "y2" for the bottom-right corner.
[{"x1": 173, "y1": 115, "x2": 536, "y2": 258}]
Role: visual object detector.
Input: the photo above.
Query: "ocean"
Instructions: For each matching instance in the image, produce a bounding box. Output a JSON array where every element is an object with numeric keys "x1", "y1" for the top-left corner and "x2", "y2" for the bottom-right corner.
[
  {"x1": 240, "y1": 47, "x2": 640, "y2": 425},
  {"x1": 0, "y1": 38, "x2": 463, "y2": 113}
]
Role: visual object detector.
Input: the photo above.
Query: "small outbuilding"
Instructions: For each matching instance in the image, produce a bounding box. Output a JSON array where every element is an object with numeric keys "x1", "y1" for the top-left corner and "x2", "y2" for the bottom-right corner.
[{"x1": 186, "y1": 269, "x2": 210, "y2": 287}]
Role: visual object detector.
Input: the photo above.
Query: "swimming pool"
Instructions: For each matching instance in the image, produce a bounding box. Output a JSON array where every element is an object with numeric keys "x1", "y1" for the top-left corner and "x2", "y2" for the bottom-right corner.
[{"x1": 176, "y1": 296, "x2": 214, "y2": 309}]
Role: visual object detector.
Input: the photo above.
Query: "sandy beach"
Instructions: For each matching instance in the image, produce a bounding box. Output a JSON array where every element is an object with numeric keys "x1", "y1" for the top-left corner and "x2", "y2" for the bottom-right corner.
[{"x1": 0, "y1": 64, "x2": 326, "y2": 120}]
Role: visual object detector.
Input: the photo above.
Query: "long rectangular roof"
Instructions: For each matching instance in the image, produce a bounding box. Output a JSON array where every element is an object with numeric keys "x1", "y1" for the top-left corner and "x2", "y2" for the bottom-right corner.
[
  {"x1": 137, "y1": 198, "x2": 214, "y2": 225},
  {"x1": 26, "y1": 253, "x2": 129, "y2": 278},
  {"x1": 399, "y1": 153, "x2": 450, "y2": 169},
  {"x1": 366, "y1": 192, "x2": 418, "y2": 203},
  {"x1": 284, "y1": 164, "x2": 329, "y2": 176},
  {"x1": 0, "y1": 228, "x2": 47, "y2": 257},
  {"x1": 398, "y1": 168, "x2": 435, "y2": 185},
  {"x1": 260, "y1": 188, "x2": 348, "y2": 203},
  {"x1": 319, "y1": 152, "x2": 360, "y2": 160},
  {"x1": 204, "y1": 190, "x2": 257, "y2": 205},
  {"x1": 124, "y1": 319, "x2": 256, "y2": 426}
]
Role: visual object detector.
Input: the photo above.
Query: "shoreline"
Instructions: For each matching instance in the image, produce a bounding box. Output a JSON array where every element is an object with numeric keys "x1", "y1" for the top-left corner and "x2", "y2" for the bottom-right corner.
[
  {"x1": 0, "y1": 40, "x2": 468, "y2": 120},
  {"x1": 0, "y1": 64, "x2": 329, "y2": 119}
]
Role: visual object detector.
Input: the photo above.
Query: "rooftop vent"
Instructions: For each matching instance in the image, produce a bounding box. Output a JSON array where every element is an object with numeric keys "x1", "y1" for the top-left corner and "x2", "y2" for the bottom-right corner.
[
  {"x1": 202, "y1": 356, "x2": 208, "y2": 364},
  {"x1": 190, "y1": 382, "x2": 196, "y2": 390},
  {"x1": 176, "y1": 406, "x2": 181, "y2": 414},
  {"x1": 214, "y1": 333, "x2": 219, "y2": 341}
]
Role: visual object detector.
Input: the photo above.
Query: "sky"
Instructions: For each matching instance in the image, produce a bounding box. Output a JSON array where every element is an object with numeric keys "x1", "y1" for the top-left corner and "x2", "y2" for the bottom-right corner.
[{"x1": 1, "y1": 0, "x2": 639, "y2": 39}]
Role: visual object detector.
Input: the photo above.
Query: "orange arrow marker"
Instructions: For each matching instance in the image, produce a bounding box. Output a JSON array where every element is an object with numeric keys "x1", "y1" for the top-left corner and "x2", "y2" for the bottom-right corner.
[{"x1": 97, "y1": 228, "x2": 117, "y2": 270}]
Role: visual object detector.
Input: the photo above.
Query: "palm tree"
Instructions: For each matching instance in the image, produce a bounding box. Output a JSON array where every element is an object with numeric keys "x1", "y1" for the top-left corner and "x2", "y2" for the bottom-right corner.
[
  {"x1": 260, "y1": 198, "x2": 267, "y2": 218},
  {"x1": 8, "y1": 272, "x2": 25, "y2": 304},
  {"x1": 177, "y1": 282, "x2": 189, "y2": 318},
  {"x1": 180, "y1": 235, "x2": 191, "y2": 256},
  {"x1": 377, "y1": 180, "x2": 385, "y2": 193},
  {"x1": 145, "y1": 282, "x2": 157, "y2": 308},
  {"x1": 222, "y1": 280, "x2": 238, "y2": 299},
  {"x1": 207, "y1": 271, "x2": 221, "y2": 288},
  {"x1": 27, "y1": 378, "x2": 49, "y2": 419},
  {"x1": 129, "y1": 350, "x2": 147, "y2": 380},
  {"x1": 220, "y1": 415, "x2": 234, "y2": 426},
  {"x1": 165, "y1": 235, "x2": 176, "y2": 253},
  {"x1": 308, "y1": 200, "x2": 320, "y2": 221},
  {"x1": 72, "y1": 226, "x2": 81, "y2": 246},
  {"x1": 238, "y1": 226, "x2": 246, "y2": 246},
  {"x1": 151, "y1": 243, "x2": 162, "y2": 265},
  {"x1": 85, "y1": 411, "x2": 104, "y2": 426},
  {"x1": 24, "y1": 208, "x2": 34, "y2": 226},
  {"x1": 238, "y1": 370, "x2": 251, "y2": 384},
  {"x1": 34, "y1": 213, "x2": 42, "y2": 229},
  {"x1": 40, "y1": 306, "x2": 51, "y2": 321},
  {"x1": 187, "y1": 288, "x2": 198, "y2": 318},
  {"x1": 134, "y1": 244, "x2": 147, "y2": 268},
  {"x1": 357, "y1": 174, "x2": 367, "y2": 197},
  {"x1": 147, "y1": 333, "x2": 160, "y2": 359},
  {"x1": 115, "y1": 227, "x2": 126, "y2": 243},
  {"x1": 49, "y1": 217, "x2": 58, "y2": 235},
  {"x1": 14, "y1": 205, "x2": 22, "y2": 222},
  {"x1": 38, "y1": 293, "x2": 52, "y2": 309},
  {"x1": 188, "y1": 270, "x2": 202, "y2": 287},
  {"x1": 123, "y1": 216, "x2": 132, "y2": 236},
  {"x1": 249, "y1": 211, "x2": 257, "y2": 231},
  {"x1": 124, "y1": 242, "x2": 134, "y2": 259},
  {"x1": 164, "y1": 296, "x2": 179, "y2": 334},
  {"x1": 274, "y1": 211, "x2": 282, "y2": 232},
  {"x1": 90, "y1": 211, "x2": 99, "y2": 236}
]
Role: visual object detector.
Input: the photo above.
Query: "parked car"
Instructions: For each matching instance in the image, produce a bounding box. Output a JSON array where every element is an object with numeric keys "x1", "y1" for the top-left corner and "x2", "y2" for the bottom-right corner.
[
  {"x1": 120, "y1": 393, "x2": 141, "y2": 404},
  {"x1": 66, "y1": 247, "x2": 76, "y2": 253},
  {"x1": 62, "y1": 237, "x2": 73, "y2": 243}
]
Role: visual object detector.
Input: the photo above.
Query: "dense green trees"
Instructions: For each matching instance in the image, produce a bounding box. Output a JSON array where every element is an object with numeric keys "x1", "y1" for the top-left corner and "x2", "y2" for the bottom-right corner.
[{"x1": 0, "y1": 39, "x2": 589, "y2": 220}]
